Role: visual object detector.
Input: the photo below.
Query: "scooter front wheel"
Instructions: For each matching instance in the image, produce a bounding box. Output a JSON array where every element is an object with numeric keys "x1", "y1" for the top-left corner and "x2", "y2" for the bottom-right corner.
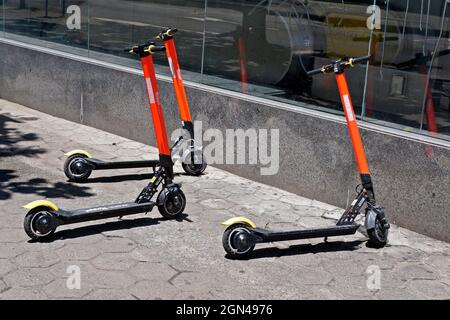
[
  {"x1": 182, "y1": 149, "x2": 207, "y2": 176},
  {"x1": 222, "y1": 224, "x2": 255, "y2": 259},
  {"x1": 157, "y1": 187, "x2": 186, "y2": 219},
  {"x1": 64, "y1": 154, "x2": 92, "y2": 181},
  {"x1": 367, "y1": 214, "x2": 389, "y2": 248},
  {"x1": 24, "y1": 208, "x2": 57, "y2": 240}
]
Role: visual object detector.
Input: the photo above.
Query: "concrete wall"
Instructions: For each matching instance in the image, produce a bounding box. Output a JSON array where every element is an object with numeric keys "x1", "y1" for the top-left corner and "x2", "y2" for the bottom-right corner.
[{"x1": 1, "y1": 40, "x2": 449, "y2": 242}]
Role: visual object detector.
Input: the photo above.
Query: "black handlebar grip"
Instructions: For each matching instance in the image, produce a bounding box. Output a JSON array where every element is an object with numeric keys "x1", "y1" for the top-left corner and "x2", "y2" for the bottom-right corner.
[
  {"x1": 168, "y1": 28, "x2": 178, "y2": 34},
  {"x1": 351, "y1": 55, "x2": 371, "y2": 64},
  {"x1": 307, "y1": 68, "x2": 324, "y2": 76},
  {"x1": 307, "y1": 63, "x2": 334, "y2": 76},
  {"x1": 149, "y1": 45, "x2": 166, "y2": 53},
  {"x1": 124, "y1": 47, "x2": 138, "y2": 54},
  {"x1": 158, "y1": 27, "x2": 178, "y2": 40}
]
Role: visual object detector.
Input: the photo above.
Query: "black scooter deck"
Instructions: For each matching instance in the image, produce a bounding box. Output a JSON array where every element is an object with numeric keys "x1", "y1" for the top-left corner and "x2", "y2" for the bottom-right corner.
[
  {"x1": 88, "y1": 158, "x2": 159, "y2": 170},
  {"x1": 56, "y1": 202, "x2": 155, "y2": 224},
  {"x1": 252, "y1": 224, "x2": 359, "y2": 243}
]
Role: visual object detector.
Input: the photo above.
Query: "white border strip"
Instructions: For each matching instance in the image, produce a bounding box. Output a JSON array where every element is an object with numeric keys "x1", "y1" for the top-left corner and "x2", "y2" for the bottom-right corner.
[{"x1": 1, "y1": 37, "x2": 449, "y2": 150}]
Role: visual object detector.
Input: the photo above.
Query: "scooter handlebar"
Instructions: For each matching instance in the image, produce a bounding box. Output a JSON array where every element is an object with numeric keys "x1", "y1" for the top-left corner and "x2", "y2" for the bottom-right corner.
[
  {"x1": 351, "y1": 55, "x2": 371, "y2": 65},
  {"x1": 307, "y1": 55, "x2": 371, "y2": 76},
  {"x1": 306, "y1": 64, "x2": 333, "y2": 76},
  {"x1": 124, "y1": 43, "x2": 166, "y2": 55},
  {"x1": 124, "y1": 46, "x2": 138, "y2": 53},
  {"x1": 157, "y1": 27, "x2": 178, "y2": 40},
  {"x1": 148, "y1": 45, "x2": 166, "y2": 53}
]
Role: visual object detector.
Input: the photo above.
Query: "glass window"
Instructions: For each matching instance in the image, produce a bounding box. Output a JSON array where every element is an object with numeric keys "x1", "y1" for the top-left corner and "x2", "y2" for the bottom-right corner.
[
  {"x1": 3, "y1": 1, "x2": 89, "y2": 54},
  {"x1": 202, "y1": 0, "x2": 377, "y2": 117},
  {"x1": 1, "y1": 0, "x2": 450, "y2": 141},
  {"x1": 363, "y1": 0, "x2": 450, "y2": 141},
  {"x1": 1, "y1": 1, "x2": 4, "y2": 35},
  {"x1": 87, "y1": 0, "x2": 206, "y2": 80}
]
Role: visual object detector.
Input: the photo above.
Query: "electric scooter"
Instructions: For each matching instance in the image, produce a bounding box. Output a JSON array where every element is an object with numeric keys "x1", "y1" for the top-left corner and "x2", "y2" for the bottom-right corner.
[
  {"x1": 156, "y1": 27, "x2": 207, "y2": 175},
  {"x1": 221, "y1": 56, "x2": 390, "y2": 259},
  {"x1": 63, "y1": 28, "x2": 207, "y2": 181},
  {"x1": 23, "y1": 43, "x2": 187, "y2": 240}
]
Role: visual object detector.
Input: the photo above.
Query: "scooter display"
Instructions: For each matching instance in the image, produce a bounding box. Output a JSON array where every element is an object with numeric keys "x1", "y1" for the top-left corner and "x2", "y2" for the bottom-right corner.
[
  {"x1": 23, "y1": 43, "x2": 186, "y2": 240},
  {"x1": 156, "y1": 27, "x2": 207, "y2": 176},
  {"x1": 63, "y1": 28, "x2": 206, "y2": 181},
  {"x1": 221, "y1": 56, "x2": 390, "y2": 259}
]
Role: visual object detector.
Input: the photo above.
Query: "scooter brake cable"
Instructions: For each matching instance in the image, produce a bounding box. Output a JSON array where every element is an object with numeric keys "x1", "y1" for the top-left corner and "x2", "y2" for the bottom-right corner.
[
  {"x1": 423, "y1": 0, "x2": 431, "y2": 56},
  {"x1": 379, "y1": 0, "x2": 390, "y2": 79},
  {"x1": 401, "y1": 0, "x2": 410, "y2": 41},
  {"x1": 420, "y1": 0, "x2": 424, "y2": 31}
]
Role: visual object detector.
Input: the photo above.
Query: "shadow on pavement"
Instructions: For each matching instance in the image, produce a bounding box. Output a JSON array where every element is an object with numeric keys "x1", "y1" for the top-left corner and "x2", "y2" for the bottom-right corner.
[
  {"x1": 29, "y1": 213, "x2": 192, "y2": 242},
  {"x1": 0, "y1": 169, "x2": 19, "y2": 200},
  {"x1": 0, "y1": 112, "x2": 97, "y2": 200},
  {"x1": 0, "y1": 170, "x2": 95, "y2": 201},
  {"x1": 74, "y1": 172, "x2": 185, "y2": 184},
  {"x1": 76, "y1": 173, "x2": 156, "y2": 184},
  {"x1": 0, "y1": 113, "x2": 45, "y2": 158},
  {"x1": 227, "y1": 240, "x2": 365, "y2": 260}
]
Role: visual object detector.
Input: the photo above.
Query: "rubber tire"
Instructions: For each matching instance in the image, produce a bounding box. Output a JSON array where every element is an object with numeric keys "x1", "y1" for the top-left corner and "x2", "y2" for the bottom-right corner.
[
  {"x1": 64, "y1": 154, "x2": 92, "y2": 181},
  {"x1": 222, "y1": 224, "x2": 255, "y2": 259},
  {"x1": 181, "y1": 150, "x2": 207, "y2": 176},
  {"x1": 24, "y1": 208, "x2": 56, "y2": 241},
  {"x1": 367, "y1": 215, "x2": 389, "y2": 248},
  {"x1": 157, "y1": 188, "x2": 186, "y2": 219}
]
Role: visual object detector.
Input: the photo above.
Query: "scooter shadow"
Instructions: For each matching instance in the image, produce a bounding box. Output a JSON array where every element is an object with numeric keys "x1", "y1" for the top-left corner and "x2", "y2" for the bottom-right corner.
[
  {"x1": 29, "y1": 213, "x2": 192, "y2": 243},
  {"x1": 226, "y1": 240, "x2": 365, "y2": 260},
  {"x1": 74, "y1": 173, "x2": 155, "y2": 184},
  {"x1": 73, "y1": 172, "x2": 185, "y2": 184}
]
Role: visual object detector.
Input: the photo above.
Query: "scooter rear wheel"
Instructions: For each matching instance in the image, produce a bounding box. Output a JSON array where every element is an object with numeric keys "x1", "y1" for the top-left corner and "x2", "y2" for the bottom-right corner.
[
  {"x1": 24, "y1": 208, "x2": 56, "y2": 240},
  {"x1": 368, "y1": 215, "x2": 389, "y2": 248},
  {"x1": 64, "y1": 154, "x2": 92, "y2": 181},
  {"x1": 157, "y1": 187, "x2": 186, "y2": 219},
  {"x1": 222, "y1": 224, "x2": 255, "y2": 259}
]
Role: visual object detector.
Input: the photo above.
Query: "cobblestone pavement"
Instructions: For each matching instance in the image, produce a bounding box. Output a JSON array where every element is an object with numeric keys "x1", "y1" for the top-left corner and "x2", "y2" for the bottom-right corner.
[{"x1": 0, "y1": 99, "x2": 449, "y2": 300}]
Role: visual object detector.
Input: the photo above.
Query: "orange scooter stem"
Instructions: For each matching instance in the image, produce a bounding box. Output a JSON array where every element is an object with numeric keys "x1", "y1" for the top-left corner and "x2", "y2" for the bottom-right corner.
[
  {"x1": 307, "y1": 56, "x2": 376, "y2": 200},
  {"x1": 141, "y1": 54, "x2": 172, "y2": 158},
  {"x1": 336, "y1": 73, "x2": 371, "y2": 176},
  {"x1": 163, "y1": 38, "x2": 192, "y2": 123},
  {"x1": 135, "y1": 44, "x2": 173, "y2": 179},
  {"x1": 157, "y1": 28, "x2": 207, "y2": 176}
]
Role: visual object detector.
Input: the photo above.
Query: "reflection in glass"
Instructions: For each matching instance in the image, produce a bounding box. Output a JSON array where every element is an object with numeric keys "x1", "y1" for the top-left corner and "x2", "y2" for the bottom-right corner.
[
  {"x1": 3, "y1": 0, "x2": 89, "y2": 51},
  {"x1": 0, "y1": 0, "x2": 449, "y2": 140},
  {"x1": 88, "y1": 0, "x2": 205, "y2": 75},
  {"x1": 364, "y1": 0, "x2": 450, "y2": 140},
  {"x1": 1, "y1": 1, "x2": 4, "y2": 35},
  {"x1": 202, "y1": 0, "x2": 375, "y2": 116}
]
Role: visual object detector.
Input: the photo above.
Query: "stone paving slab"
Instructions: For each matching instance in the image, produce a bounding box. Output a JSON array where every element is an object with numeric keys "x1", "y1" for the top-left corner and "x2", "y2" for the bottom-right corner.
[{"x1": 0, "y1": 99, "x2": 449, "y2": 300}]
